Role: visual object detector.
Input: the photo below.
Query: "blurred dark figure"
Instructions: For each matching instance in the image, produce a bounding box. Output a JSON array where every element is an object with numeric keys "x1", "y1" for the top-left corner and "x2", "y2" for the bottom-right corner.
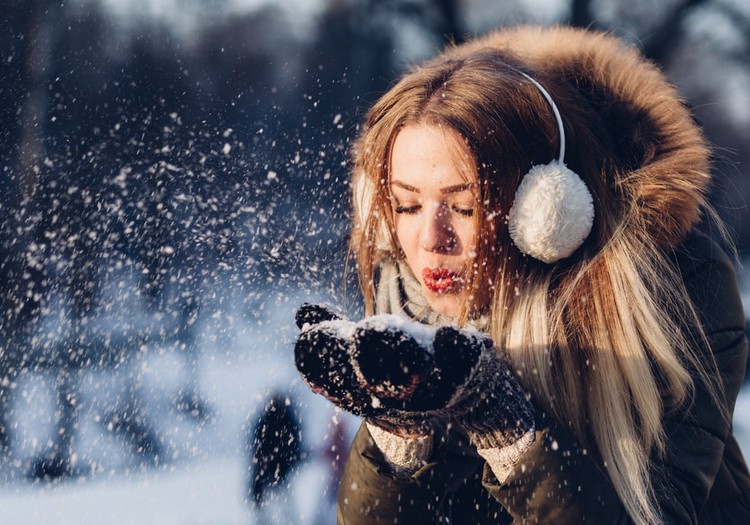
[
  {"x1": 247, "y1": 392, "x2": 304, "y2": 516},
  {"x1": 321, "y1": 414, "x2": 348, "y2": 502},
  {"x1": 314, "y1": 412, "x2": 350, "y2": 525}
]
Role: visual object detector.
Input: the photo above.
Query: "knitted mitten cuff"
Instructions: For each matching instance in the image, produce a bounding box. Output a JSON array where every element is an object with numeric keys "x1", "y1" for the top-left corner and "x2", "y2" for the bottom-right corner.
[
  {"x1": 476, "y1": 428, "x2": 536, "y2": 483},
  {"x1": 366, "y1": 422, "x2": 434, "y2": 476}
]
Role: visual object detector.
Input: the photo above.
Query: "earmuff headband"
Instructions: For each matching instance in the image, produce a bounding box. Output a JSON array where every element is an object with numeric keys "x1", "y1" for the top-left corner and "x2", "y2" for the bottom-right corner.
[
  {"x1": 507, "y1": 73, "x2": 595, "y2": 264},
  {"x1": 520, "y1": 72, "x2": 565, "y2": 164}
]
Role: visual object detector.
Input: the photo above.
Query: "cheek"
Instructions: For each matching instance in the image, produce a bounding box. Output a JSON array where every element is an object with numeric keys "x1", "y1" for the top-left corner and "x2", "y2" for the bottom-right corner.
[
  {"x1": 393, "y1": 217, "x2": 422, "y2": 269},
  {"x1": 393, "y1": 216, "x2": 414, "y2": 251},
  {"x1": 456, "y1": 221, "x2": 478, "y2": 254}
]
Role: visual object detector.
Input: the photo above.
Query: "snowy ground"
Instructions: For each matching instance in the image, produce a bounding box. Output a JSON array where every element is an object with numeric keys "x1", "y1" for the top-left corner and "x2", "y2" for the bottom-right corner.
[
  {"x1": 1, "y1": 386, "x2": 749, "y2": 525},
  {"x1": 0, "y1": 277, "x2": 748, "y2": 525},
  {"x1": 0, "y1": 283, "x2": 358, "y2": 525},
  {"x1": 0, "y1": 342, "x2": 356, "y2": 525},
  {"x1": 0, "y1": 455, "x2": 338, "y2": 525}
]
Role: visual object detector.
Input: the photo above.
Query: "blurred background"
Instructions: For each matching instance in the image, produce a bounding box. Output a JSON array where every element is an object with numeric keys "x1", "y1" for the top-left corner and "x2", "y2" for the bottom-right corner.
[{"x1": 1, "y1": 0, "x2": 749, "y2": 523}]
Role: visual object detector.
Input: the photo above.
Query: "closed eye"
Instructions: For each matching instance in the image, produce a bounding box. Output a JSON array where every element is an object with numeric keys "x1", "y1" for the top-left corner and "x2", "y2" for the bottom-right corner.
[
  {"x1": 395, "y1": 205, "x2": 421, "y2": 215},
  {"x1": 452, "y1": 206, "x2": 474, "y2": 217},
  {"x1": 395, "y1": 204, "x2": 474, "y2": 217}
]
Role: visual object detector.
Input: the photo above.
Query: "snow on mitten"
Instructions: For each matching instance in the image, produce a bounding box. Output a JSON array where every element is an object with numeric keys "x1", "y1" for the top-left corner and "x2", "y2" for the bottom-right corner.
[
  {"x1": 350, "y1": 316, "x2": 480, "y2": 412},
  {"x1": 293, "y1": 304, "x2": 432, "y2": 436},
  {"x1": 294, "y1": 304, "x2": 366, "y2": 411}
]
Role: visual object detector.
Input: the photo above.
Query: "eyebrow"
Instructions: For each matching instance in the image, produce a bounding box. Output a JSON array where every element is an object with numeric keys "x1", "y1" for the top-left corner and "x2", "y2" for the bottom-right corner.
[{"x1": 390, "y1": 181, "x2": 476, "y2": 194}]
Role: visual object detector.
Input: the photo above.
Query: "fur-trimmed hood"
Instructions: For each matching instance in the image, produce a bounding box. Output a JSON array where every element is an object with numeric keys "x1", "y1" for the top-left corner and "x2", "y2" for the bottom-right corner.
[{"x1": 440, "y1": 25, "x2": 711, "y2": 250}]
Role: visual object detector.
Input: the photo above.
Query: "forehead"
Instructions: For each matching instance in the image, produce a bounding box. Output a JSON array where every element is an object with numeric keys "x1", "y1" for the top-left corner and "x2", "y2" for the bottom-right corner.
[{"x1": 390, "y1": 124, "x2": 476, "y2": 188}]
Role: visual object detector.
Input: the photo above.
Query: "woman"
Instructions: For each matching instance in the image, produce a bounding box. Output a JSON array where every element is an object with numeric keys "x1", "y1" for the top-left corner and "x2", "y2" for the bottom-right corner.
[{"x1": 294, "y1": 25, "x2": 750, "y2": 524}]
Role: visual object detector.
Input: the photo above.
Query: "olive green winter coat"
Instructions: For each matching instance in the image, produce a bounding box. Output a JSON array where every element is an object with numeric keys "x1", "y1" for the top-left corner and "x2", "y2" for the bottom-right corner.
[{"x1": 336, "y1": 232, "x2": 750, "y2": 524}]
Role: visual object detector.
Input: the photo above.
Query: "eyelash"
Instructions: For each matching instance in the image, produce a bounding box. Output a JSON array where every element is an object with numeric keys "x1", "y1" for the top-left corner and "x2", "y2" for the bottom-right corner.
[
  {"x1": 394, "y1": 205, "x2": 420, "y2": 215},
  {"x1": 394, "y1": 205, "x2": 474, "y2": 217}
]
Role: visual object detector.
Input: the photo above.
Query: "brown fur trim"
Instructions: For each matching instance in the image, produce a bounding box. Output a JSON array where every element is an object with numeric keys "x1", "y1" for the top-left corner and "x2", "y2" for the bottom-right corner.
[{"x1": 440, "y1": 26, "x2": 711, "y2": 248}]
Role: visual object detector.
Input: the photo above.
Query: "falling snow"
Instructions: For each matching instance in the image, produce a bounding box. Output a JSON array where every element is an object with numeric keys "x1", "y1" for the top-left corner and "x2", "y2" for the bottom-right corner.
[{"x1": 2, "y1": 0, "x2": 750, "y2": 524}]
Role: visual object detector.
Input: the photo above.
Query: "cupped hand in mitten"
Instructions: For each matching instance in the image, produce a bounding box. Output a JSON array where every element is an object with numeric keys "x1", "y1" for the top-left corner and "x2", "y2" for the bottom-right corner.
[
  {"x1": 350, "y1": 317, "x2": 536, "y2": 450},
  {"x1": 295, "y1": 304, "x2": 535, "y2": 448},
  {"x1": 294, "y1": 303, "x2": 364, "y2": 412},
  {"x1": 349, "y1": 316, "x2": 486, "y2": 412},
  {"x1": 294, "y1": 304, "x2": 432, "y2": 435}
]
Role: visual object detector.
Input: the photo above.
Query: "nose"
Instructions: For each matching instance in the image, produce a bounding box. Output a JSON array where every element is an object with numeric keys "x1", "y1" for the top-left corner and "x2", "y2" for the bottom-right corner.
[{"x1": 418, "y1": 201, "x2": 458, "y2": 254}]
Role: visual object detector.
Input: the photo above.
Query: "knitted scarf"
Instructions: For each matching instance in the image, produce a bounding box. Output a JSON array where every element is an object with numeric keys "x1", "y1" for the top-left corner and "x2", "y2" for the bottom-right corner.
[{"x1": 374, "y1": 256, "x2": 487, "y2": 332}]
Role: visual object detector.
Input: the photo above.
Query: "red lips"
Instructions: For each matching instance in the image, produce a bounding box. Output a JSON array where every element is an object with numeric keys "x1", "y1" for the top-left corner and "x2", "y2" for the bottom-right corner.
[{"x1": 422, "y1": 267, "x2": 461, "y2": 293}]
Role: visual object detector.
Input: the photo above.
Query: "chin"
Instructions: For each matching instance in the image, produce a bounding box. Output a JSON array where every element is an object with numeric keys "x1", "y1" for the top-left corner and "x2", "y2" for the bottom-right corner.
[{"x1": 423, "y1": 289, "x2": 461, "y2": 318}]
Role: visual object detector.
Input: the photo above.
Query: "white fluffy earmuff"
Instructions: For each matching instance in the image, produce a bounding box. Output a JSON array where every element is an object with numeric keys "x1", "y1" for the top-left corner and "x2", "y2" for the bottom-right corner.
[{"x1": 507, "y1": 74, "x2": 594, "y2": 263}]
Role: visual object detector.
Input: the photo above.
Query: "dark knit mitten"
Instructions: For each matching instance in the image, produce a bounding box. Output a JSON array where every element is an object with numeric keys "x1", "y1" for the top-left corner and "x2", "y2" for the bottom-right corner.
[
  {"x1": 296, "y1": 305, "x2": 535, "y2": 453},
  {"x1": 350, "y1": 317, "x2": 481, "y2": 412},
  {"x1": 431, "y1": 327, "x2": 535, "y2": 450},
  {"x1": 295, "y1": 302, "x2": 341, "y2": 328},
  {"x1": 294, "y1": 304, "x2": 432, "y2": 436},
  {"x1": 350, "y1": 319, "x2": 536, "y2": 451}
]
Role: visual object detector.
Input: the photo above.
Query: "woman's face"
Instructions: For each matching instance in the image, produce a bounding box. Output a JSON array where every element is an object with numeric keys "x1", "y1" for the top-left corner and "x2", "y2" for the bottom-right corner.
[{"x1": 389, "y1": 124, "x2": 479, "y2": 318}]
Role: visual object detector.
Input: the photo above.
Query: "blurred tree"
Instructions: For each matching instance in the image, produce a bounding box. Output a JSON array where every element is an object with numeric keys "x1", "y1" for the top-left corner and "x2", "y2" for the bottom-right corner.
[
  {"x1": 0, "y1": 0, "x2": 59, "y2": 457},
  {"x1": 13, "y1": 0, "x2": 59, "y2": 199},
  {"x1": 637, "y1": 0, "x2": 710, "y2": 63},
  {"x1": 569, "y1": 0, "x2": 595, "y2": 27},
  {"x1": 435, "y1": 0, "x2": 465, "y2": 43}
]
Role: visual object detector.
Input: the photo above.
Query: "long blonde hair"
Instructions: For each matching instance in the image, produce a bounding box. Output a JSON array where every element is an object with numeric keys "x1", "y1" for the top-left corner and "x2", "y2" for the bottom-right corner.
[{"x1": 349, "y1": 28, "x2": 725, "y2": 525}]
